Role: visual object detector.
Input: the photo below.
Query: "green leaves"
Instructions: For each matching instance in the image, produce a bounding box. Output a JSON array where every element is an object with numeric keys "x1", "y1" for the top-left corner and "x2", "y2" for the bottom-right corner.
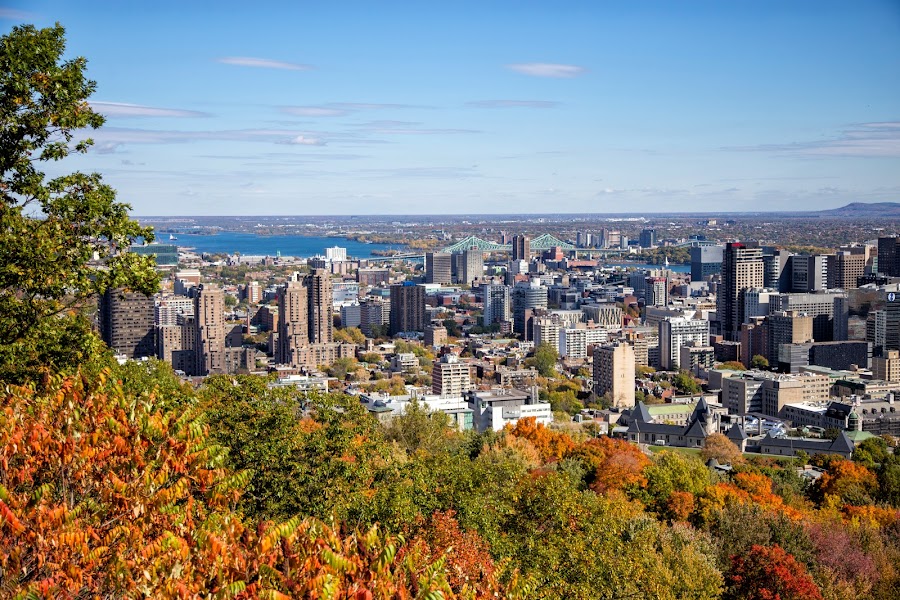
[{"x1": 0, "y1": 24, "x2": 159, "y2": 383}]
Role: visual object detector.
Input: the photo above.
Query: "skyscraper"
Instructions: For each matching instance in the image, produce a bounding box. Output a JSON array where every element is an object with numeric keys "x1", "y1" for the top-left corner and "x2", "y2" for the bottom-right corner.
[
  {"x1": 639, "y1": 229, "x2": 656, "y2": 248},
  {"x1": 512, "y1": 279, "x2": 548, "y2": 336},
  {"x1": 306, "y1": 269, "x2": 333, "y2": 344},
  {"x1": 689, "y1": 245, "x2": 724, "y2": 281},
  {"x1": 878, "y1": 237, "x2": 900, "y2": 277},
  {"x1": 453, "y1": 247, "x2": 483, "y2": 286},
  {"x1": 389, "y1": 282, "x2": 425, "y2": 335},
  {"x1": 425, "y1": 252, "x2": 453, "y2": 285},
  {"x1": 512, "y1": 235, "x2": 530, "y2": 261},
  {"x1": 482, "y1": 283, "x2": 511, "y2": 327},
  {"x1": 194, "y1": 284, "x2": 226, "y2": 376},
  {"x1": 276, "y1": 281, "x2": 308, "y2": 365},
  {"x1": 719, "y1": 243, "x2": 764, "y2": 341},
  {"x1": 98, "y1": 288, "x2": 156, "y2": 359}
]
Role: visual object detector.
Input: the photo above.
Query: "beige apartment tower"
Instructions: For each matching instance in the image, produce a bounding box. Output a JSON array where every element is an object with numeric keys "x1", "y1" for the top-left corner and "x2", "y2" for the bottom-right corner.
[
  {"x1": 194, "y1": 284, "x2": 226, "y2": 376},
  {"x1": 593, "y1": 342, "x2": 636, "y2": 408}
]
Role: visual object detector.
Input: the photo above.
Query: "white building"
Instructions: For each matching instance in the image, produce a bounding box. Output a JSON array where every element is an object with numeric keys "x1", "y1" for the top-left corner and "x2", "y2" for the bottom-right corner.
[
  {"x1": 659, "y1": 317, "x2": 710, "y2": 371},
  {"x1": 465, "y1": 388, "x2": 552, "y2": 432},
  {"x1": 432, "y1": 354, "x2": 473, "y2": 397},
  {"x1": 325, "y1": 246, "x2": 347, "y2": 261},
  {"x1": 558, "y1": 327, "x2": 609, "y2": 359}
]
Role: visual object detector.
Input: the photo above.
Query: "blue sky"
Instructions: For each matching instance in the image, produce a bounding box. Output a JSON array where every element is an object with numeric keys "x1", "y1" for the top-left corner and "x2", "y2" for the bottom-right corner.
[{"x1": 3, "y1": 1, "x2": 899, "y2": 215}]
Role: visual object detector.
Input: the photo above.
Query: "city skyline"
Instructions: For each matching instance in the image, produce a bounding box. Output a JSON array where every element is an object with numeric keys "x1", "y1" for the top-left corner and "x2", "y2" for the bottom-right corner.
[{"x1": 3, "y1": 1, "x2": 899, "y2": 215}]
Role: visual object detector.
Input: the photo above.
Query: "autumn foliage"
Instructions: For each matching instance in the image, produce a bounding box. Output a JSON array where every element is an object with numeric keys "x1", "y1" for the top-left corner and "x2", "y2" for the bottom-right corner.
[
  {"x1": 725, "y1": 544, "x2": 823, "y2": 600},
  {"x1": 0, "y1": 375, "x2": 506, "y2": 598},
  {"x1": 507, "y1": 417, "x2": 575, "y2": 462}
]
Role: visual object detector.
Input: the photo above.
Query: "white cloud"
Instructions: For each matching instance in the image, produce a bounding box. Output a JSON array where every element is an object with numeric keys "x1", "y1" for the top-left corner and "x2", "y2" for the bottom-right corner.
[
  {"x1": 506, "y1": 63, "x2": 587, "y2": 78},
  {"x1": 217, "y1": 56, "x2": 313, "y2": 70},
  {"x1": 281, "y1": 106, "x2": 349, "y2": 117},
  {"x1": 90, "y1": 101, "x2": 209, "y2": 118},
  {"x1": 281, "y1": 135, "x2": 325, "y2": 146},
  {"x1": 467, "y1": 100, "x2": 560, "y2": 108}
]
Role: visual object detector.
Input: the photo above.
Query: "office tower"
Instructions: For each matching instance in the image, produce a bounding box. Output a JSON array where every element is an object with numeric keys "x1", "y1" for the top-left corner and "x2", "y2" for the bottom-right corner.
[
  {"x1": 512, "y1": 235, "x2": 530, "y2": 261},
  {"x1": 194, "y1": 284, "x2": 226, "y2": 376},
  {"x1": 690, "y1": 245, "x2": 724, "y2": 281},
  {"x1": 593, "y1": 342, "x2": 636, "y2": 408},
  {"x1": 98, "y1": 288, "x2": 156, "y2": 359},
  {"x1": 482, "y1": 283, "x2": 511, "y2": 327},
  {"x1": 359, "y1": 297, "x2": 389, "y2": 337},
  {"x1": 276, "y1": 281, "x2": 308, "y2": 365},
  {"x1": 867, "y1": 310, "x2": 887, "y2": 355},
  {"x1": 762, "y1": 249, "x2": 792, "y2": 292},
  {"x1": 645, "y1": 275, "x2": 668, "y2": 307},
  {"x1": 885, "y1": 291, "x2": 900, "y2": 354},
  {"x1": 768, "y1": 291, "x2": 848, "y2": 342},
  {"x1": 325, "y1": 246, "x2": 347, "y2": 261},
  {"x1": 306, "y1": 269, "x2": 333, "y2": 344},
  {"x1": 789, "y1": 255, "x2": 829, "y2": 293},
  {"x1": 659, "y1": 317, "x2": 710, "y2": 371},
  {"x1": 389, "y1": 282, "x2": 425, "y2": 335},
  {"x1": 432, "y1": 354, "x2": 472, "y2": 396},
  {"x1": 878, "y1": 237, "x2": 900, "y2": 277},
  {"x1": 767, "y1": 311, "x2": 814, "y2": 365},
  {"x1": 719, "y1": 243, "x2": 764, "y2": 341},
  {"x1": 453, "y1": 247, "x2": 483, "y2": 286},
  {"x1": 639, "y1": 229, "x2": 656, "y2": 248},
  {"x1": 425, "y1": 252, "x2": 453, "y2": 285},
  {"x1": 512, "y1": 279, "x2": 548, "y2": 336},
  {"x1": 833, "y1": 249, "x2": 867, "y2": 290}
]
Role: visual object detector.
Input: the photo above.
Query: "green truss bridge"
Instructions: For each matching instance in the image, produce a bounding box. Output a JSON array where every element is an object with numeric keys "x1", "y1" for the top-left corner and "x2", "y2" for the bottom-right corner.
[{"x1": 441, "y1": 233, "x2": 575, "y2": 253}]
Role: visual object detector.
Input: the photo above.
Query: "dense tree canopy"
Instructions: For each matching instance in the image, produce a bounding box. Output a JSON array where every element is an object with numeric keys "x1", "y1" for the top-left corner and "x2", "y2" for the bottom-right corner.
[{"x1": 0, "y1": 24, "x2": 158, "y2": 382}]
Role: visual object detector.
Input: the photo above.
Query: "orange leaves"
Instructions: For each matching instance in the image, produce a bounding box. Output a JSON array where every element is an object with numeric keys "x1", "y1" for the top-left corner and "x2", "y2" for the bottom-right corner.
[
  {"x1": 725, "y1": 544, "x2": 823, "y2": 600},
  {"x1": 815, "y1": 458, "x2": 878, "y2": 506},
  {"x1": 570, "y1": 436, "x2": 651, "y2": 494},
  {"x1": 507, "y1": 417, "x2": 575, "y2": 462}
]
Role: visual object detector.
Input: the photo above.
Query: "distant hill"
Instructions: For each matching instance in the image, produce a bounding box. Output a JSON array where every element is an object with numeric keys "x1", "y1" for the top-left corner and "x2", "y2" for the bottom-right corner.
[{"x1": 813, "y1": 202, "x2": 900, "y2": 217}]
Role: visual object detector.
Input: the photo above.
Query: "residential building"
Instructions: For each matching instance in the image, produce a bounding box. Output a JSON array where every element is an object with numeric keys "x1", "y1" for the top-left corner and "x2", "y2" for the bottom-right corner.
[
  {"x1": 98, "y1": 288, "x2": 156, "y2": 359},
  {"x1": 389, "y1": 282, "x2": 425, "y2": 335},
  {"x1": 432, "y1": 354, "x2": 473, "y2": 397},
  {"x1": 873, "y1": 350, "x2": 900, "y2": 382},
  {"x1": 482, "y1": 283, "x2": 511, "y2": 327},
  {"x1": 194, "y1": 284, "x2": 226, "y2": 376},
  {"x1": 512, "y1": 235, "x2": 530, "y2": 261},
  {"x1": 593, "y1": 342, "x2": 636, "y2": 408},
  {"x1": 425, "y1": 252, "x2": 453, "y2": 285}
]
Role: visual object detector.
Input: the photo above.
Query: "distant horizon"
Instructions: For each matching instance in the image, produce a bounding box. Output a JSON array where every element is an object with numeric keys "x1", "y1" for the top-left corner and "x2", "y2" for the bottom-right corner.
[{"x1": 135, "y1": 200, "x2": 900, "y2": 220}]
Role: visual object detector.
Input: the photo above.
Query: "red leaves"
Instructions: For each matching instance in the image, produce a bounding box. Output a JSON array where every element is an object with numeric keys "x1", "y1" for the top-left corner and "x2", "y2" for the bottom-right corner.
[{"x1": 726, "y1": 544, "x2": 823, "y2": 600}]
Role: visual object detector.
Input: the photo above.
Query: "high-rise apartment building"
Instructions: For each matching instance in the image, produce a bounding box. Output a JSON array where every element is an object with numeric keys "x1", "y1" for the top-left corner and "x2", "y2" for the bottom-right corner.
[
  {"x1": 425, "y1": 252, "x2": 453, "y2": 285},
  {"x1": 719, "y1": 243, "x2": 764, "y2": 341},
  {"x1": 194, "y1": 284, "x2": 226, "y2": 376},
  {"x1": 873, "y1": 350, "x2": 900, "y2": 382},
  {"x1": 389, "y1": 282, "x2": 425, "y2": 335},
  {"x1": 645, "y1": 276, "x2": 668, "y2": 307},
  {"x1": 593, "y1": 342, "x2": 636, "y2": 408},
  {"x1": 512, "y1": 279, "x2": 548, "y2": 336},
  {"x1": 511, "y1": 235, "x2": 530, "y2": 261},
  {"x1": 360, "y1": 297, "x2": 389, "y2": 337},
  {"x1": 482, "y1": 283, "x2": 511, "y2": 327},
  {"x1": 99, "y1": 288, "x2": 156, "y2": 359},
  {"x1": 306, "y1": 269, "x2": 333, "y2": 344}
]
